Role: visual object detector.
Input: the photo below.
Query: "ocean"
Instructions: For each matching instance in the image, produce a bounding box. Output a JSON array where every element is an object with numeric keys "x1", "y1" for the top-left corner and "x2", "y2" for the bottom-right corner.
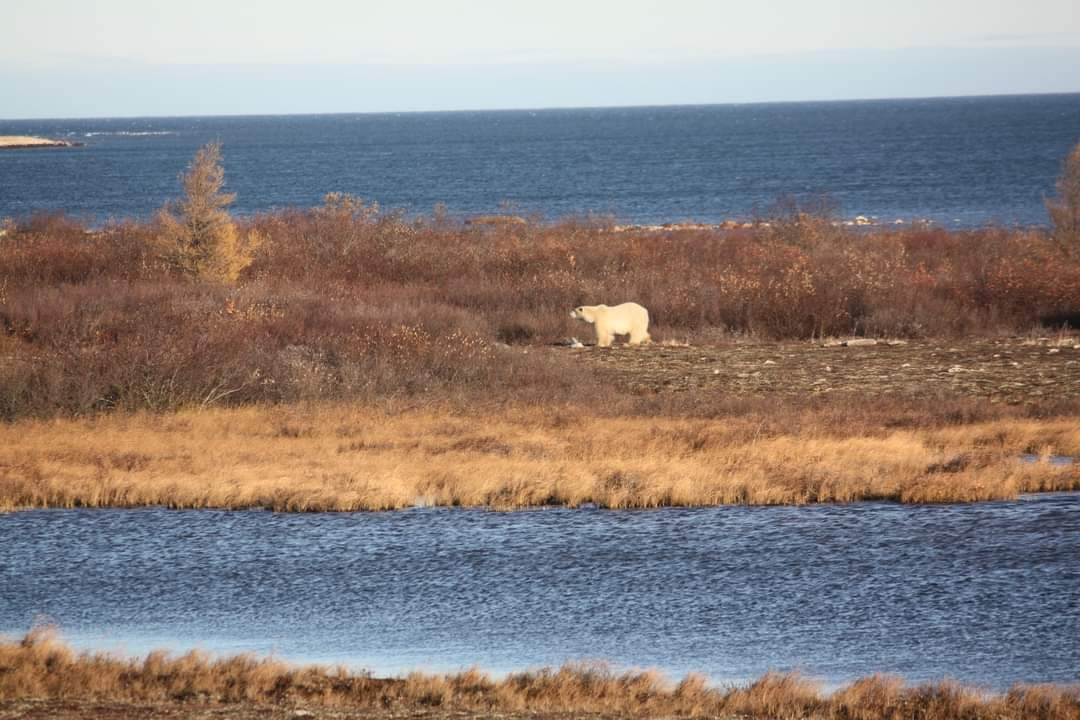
[{"x1": 2, "y1": 94, "x2": 1080, "y2": 227}]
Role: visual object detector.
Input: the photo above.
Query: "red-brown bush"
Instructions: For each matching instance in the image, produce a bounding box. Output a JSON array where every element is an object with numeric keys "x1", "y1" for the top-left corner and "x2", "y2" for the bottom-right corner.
[{"x1": 2, "y1": 200, "x2": 1078, "y2": 418}]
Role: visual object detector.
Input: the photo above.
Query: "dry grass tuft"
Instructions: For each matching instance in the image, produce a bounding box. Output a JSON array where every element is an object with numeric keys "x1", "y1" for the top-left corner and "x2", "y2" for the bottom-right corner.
[{"x1": 723, "y1": 671, "x2": 825, "y2": 719}]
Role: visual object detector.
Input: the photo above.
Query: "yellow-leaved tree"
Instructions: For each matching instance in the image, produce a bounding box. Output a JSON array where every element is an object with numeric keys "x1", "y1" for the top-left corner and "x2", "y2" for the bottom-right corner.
[{"x1": 156, "y1": 141, "x2": 262, "y2": 281}]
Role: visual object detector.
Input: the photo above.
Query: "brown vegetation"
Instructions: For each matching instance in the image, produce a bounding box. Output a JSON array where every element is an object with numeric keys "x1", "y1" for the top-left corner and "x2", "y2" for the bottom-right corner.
[
  {"x1": 2, "y1": 194, "x2": 1080, "y2": 420},
  {"x1": 1, "y1": 631, "x2": 1078, "y2": 720},
  {"x1": 1048, "y1": 140, "x2": 1080, "y2": 253},
  {"x1": 2, "y1": 145, "x2": 1080, "y2": 509},
  {"x1": 1, "y1": 401, "x2": 1077, "y2": 511}
]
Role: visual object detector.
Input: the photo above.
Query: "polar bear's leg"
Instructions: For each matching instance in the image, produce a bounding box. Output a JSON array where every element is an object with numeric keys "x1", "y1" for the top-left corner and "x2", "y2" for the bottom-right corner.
[
  {"x1": 629, "y1": 329, "x2": 651, "y2": 345},
  {"x1": 596, "y1": 329, "x2": 614, "y2": 347}
]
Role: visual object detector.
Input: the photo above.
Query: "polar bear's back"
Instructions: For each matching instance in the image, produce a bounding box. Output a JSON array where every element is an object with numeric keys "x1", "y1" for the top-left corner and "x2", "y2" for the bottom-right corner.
[
  {"x1": 602, "y1": 302, "x2": 649, "y2": 333},
  {"x1": 571, "y1": 301, "x2": 650, "y2": 346}
]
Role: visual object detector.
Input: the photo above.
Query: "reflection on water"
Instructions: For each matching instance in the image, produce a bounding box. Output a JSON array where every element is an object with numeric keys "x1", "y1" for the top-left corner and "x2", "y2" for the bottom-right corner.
[
  {"x1": 1, "y1": 494, "x2": 1078, "y2": 688},
  {"x1": 1020, "y1": 454, "x2": 1075, "y2": 466}
]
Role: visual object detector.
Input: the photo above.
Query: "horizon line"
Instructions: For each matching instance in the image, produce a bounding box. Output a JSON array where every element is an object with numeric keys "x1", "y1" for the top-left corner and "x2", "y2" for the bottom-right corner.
[{"x1": 3, "y1": 90, "x2": 1079, "y2": 124}]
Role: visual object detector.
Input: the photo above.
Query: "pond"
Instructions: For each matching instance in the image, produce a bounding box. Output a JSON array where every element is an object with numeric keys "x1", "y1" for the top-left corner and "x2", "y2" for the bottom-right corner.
[{"x1": 2, "y1": 494, "x2": 1078, "y2": 689}]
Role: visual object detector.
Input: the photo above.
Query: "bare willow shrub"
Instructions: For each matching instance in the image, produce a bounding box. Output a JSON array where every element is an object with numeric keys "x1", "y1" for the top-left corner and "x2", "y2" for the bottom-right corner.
[
  {"x1": 1047, "y1": 140, "x2": 1080, "y2": 253},
  {"x1": 156, "y1": 141, "x2": 263, "y2": 282},
  {"x1": 761, "y1": 194, "x2": 843, "y2": 248},
  {"x1": 310, "y1": 192, "x2": 380, "y2": 262}
]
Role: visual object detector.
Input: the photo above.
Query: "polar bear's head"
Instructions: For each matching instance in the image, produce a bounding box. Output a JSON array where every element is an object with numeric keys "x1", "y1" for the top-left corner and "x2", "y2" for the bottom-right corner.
[{"x1": 570, "y1": 306, "x2": 596, "y2": 323}]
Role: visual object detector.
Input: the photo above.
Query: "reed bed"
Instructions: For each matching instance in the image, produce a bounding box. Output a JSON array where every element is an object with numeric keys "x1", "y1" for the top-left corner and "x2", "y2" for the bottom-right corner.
[
  {"x1": 1, "y1": 630, "x2": 1078, "y2": 719},
  {"x1": 1, "y1": 403, "x2": 1077, "y2": 511}
]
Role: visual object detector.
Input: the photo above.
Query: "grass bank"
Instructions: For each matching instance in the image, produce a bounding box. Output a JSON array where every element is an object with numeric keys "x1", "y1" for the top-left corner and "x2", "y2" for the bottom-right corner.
[
  {"x1": 2, "y1": 401, "x2": 1077, "y2": 511},
  {"x1": 1, "y1": 631, "x2": 1078, "y2": 720}
]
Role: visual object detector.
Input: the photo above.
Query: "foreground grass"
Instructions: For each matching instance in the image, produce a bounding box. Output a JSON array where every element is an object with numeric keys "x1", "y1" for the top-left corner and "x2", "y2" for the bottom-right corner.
[
  {"x1": 1, "y1": 400, "x2": 1077, "y2": 512},
  {"x1": 1, "y1": 631, "x2": 1078, "y2": 720}
]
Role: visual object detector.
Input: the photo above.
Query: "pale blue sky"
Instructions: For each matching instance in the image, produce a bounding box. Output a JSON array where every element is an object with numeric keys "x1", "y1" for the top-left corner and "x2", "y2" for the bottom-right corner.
[{"x1": 3, "y1": 0, "x2": 1080, "y2": 118}]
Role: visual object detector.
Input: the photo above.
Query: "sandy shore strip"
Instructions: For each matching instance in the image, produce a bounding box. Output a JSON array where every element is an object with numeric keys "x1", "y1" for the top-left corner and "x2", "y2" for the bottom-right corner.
[{"x1": 0, "y1": 135, "x2": 78, "y2": 149}]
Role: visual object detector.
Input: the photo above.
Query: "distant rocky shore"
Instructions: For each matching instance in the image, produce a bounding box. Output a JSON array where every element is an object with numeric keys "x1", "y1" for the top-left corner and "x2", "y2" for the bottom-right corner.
[
  {"x1": 0, "y1": 135, "x2": 83, "y2": 149},
  {"x1": 464, "y1": 214, "x2": 925, "y2": 232},
  {"x1": 609, "y1": 215, "x2": 925, "y2": 232}
]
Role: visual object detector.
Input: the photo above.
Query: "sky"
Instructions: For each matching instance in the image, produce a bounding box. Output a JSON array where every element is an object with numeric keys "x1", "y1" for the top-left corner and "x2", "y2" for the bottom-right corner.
[{"x1": 3, "y1": 0, "x2": 1080, "y2": 118}]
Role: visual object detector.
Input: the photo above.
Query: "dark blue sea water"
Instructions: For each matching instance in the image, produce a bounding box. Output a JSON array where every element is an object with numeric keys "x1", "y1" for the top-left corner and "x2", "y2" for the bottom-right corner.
[
  {"x1": 3, "y1": 94, "x2": 1079, "y2": 227},
  {"x1": 2, "y1": 494, "x2": 1078, "y2": 689}
]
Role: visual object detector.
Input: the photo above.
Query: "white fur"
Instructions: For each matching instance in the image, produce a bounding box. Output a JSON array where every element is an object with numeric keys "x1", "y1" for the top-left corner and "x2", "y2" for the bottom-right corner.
[{"x1": 570, "y1": 302, "x2": 651, "y2": 347}]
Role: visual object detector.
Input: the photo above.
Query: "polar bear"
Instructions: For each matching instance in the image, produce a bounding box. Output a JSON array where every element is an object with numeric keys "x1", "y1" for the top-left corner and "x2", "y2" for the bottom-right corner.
[{"x1": 570, "y1": 302, "x2": 651, "y2": 347}]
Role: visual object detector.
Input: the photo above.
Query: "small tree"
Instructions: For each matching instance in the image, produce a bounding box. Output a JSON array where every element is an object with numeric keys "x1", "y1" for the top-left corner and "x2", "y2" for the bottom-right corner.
[
  {"x1": 156, "y1": 141, "x2": 260, "y2": 281},
  {"x1": 1047, "y1": 140, "x2": 1080, "y2": 253}
]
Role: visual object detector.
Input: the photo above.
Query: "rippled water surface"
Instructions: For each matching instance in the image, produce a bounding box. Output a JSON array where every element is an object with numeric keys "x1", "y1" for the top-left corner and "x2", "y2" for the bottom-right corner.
[
  {"x1": 3, "y1": 94, "x2": 1080, "y2": 226},
  {"x1": 2, "y1": 495, "x2": 1078, "y2": 688}
]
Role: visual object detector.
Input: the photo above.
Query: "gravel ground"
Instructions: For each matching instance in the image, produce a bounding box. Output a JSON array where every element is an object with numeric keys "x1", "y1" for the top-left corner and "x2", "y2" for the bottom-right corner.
[{"x1": 567, "y1": 336, "x2": 1080, "y2": 404}]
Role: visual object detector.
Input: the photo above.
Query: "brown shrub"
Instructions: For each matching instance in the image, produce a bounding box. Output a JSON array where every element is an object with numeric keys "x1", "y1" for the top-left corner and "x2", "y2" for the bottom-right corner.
[
  {"x1": 4, "y1": 198, "x2": 1080, "y2": 419},
  {"x1": 1047, "y1": 140, "x2": 1080, "y2": 253},
  {"x1": 0, "y1": 214, "x2": 162, "y2": 287}
]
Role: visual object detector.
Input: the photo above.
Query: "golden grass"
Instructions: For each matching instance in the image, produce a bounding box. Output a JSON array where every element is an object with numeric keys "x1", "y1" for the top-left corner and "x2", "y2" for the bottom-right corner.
[
  {"x1": 1, "y1": 630, "x2": 1078, "y2": 719},
  {"x1": 1, "y1": 402, "x2": 1077, "y2": 511}
]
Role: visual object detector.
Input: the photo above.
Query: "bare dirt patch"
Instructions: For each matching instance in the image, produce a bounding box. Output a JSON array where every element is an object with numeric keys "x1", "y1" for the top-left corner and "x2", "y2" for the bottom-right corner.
[{"x1": 568, "y1": 337, "x2": 1080, "y2": 405}]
